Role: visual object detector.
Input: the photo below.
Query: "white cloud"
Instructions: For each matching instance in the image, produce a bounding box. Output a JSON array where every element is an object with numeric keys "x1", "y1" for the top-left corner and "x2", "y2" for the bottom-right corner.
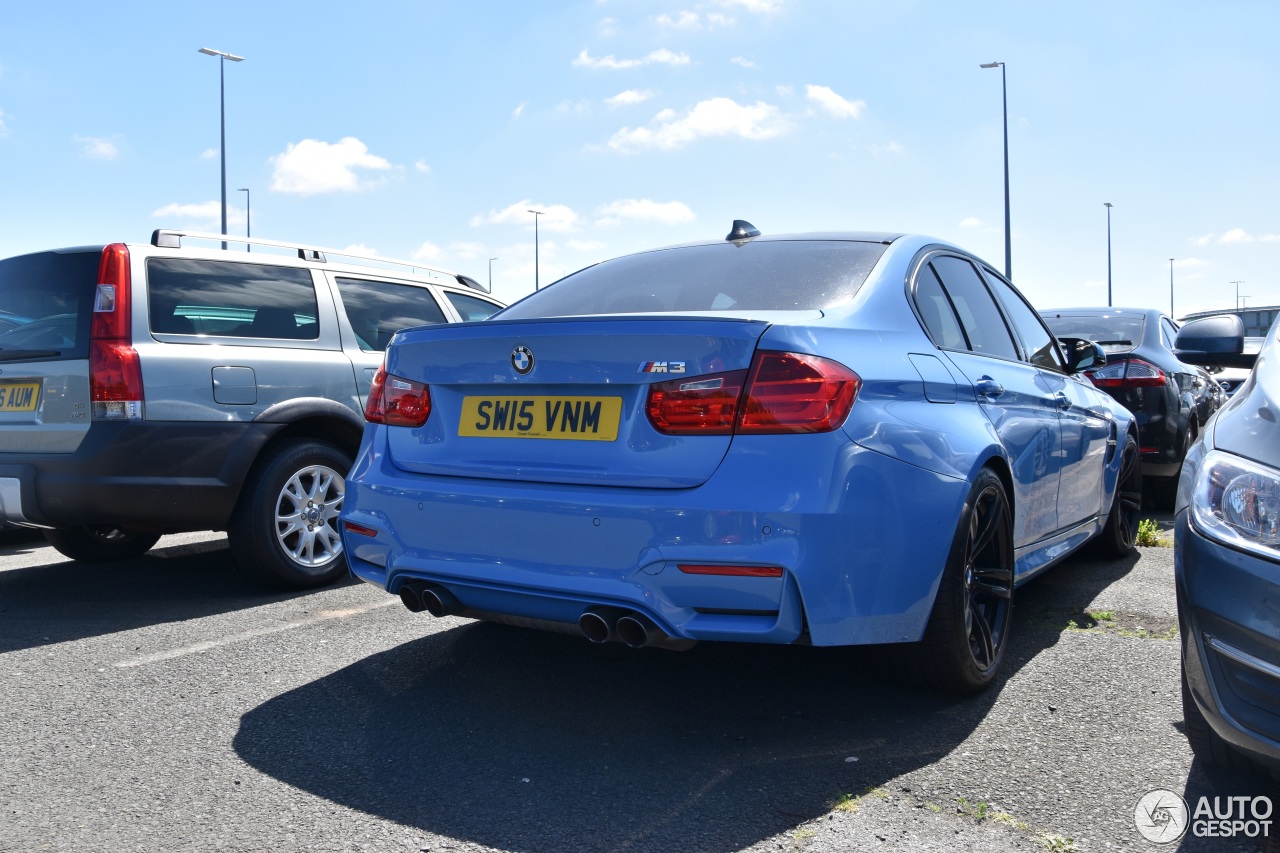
[
  {"x1": 606, "y1": 89, "x2": 654, "y2": 108},
  {"x1": 599, "y1": 17, "x2": 618, "y2": 37},
  {"x1": 470, "y1": 200, "x2": 583, "y2": 233},
  {"x1": 573, "y1": 47, "x2": 691, "y2": 70},
  {"x1": 595, "y1": 198, "x2": 695, "y2": 227},
  {"x1": 1189, "y1": 234, "x2": 1213, "y2": 247},
  {"x1": 1219, "y1": 228, "x2": 1254, "y2": 244},
  {"x1": 269, "y1": 137, "x2": 393, "y2": 195},
  {"x1": 1172, "y1": 258, "x2": 1207, "y2": 269},
  {"x1": 341, "y1": 244, "x2": 380, "y2": 257},
  {"x1": 199, "y1": 148, "x2": 217, "y2": 160},
  {"x1": 866, "y1": 141, "x2": 903, "y2": 155},
  {"x1": 568, "y1": 240, "x2": 607, "y2": 252},
  {"x1": 656, "y1": 10, "x2": 733, "y2": 29},
  {"x1": 0, "y1": 108, "x2": 8, "y2": 138},
  {"x1": 960, "y1": 217, "x2": 982, "y2": 228},
  {"x1": 414, "y1": 160, "x2": 431, "y2": 173},
  {"x1": 608, "y1": 97, "x2": 792, "y2": 152},
  {"x1": 152, "y1": 200, "x2": 246, "y2": 228},
  {"x1": 718, "y1": 0, "x2": 788, "y2": 12},
  {"x1": 512, "y1": 102, "x2": 527, "y2": 118},
  {"x1": 450, "y1": 241, "x2": 487, "y2": 259},
  {"x1": 731, "y1": 57, "x2": 756, "y2": 69},
  {"x1": 74, "y1": 134, "x2": 119, "y2": 160},
  {"x1": 557, "y1": 99, "x2": 593, "y2": 114},
  {"x1": 805, "y1": 84, "x2": 865, "y2": 119},
  {"x1": 411, "y1": 241, "x2": 442, "y2": 262},
  {"x1": 1262, "y1": 234, "x2": 1280, "y2": 243},
  {"x1": 656, "y1": 10, "x2": 700, "y2": 28}
]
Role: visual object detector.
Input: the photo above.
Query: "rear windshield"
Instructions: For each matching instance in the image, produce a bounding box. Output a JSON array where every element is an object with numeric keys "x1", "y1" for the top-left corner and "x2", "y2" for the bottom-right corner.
[
  {"x1": 1042, "y1": 313, "x2": 1144, "y2": 355},
  {"x1": 497, "y1": 239, "x2": 888, "y2": 319},
  {"x1": 0, "y1": 249, "x2": 98, "y2": 361}
]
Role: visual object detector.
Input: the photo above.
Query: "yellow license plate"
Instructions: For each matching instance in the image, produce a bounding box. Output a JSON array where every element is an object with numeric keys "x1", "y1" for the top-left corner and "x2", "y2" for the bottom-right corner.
[
  {"x1": 0, "y1": 382, "x2": 39, "y2": 412},
  {"x1": 459, "y1": 396, "x2": 622, "y2": 441}
]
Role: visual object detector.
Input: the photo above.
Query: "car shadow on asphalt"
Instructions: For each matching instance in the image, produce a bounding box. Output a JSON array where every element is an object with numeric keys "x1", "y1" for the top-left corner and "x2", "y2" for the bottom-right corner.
[
  {"x1": 0, "y1": 536, "x2": 351, "y2": 654},
  {"x1": 232, "y1": 553, "x2": 1153, "y2": 853}
]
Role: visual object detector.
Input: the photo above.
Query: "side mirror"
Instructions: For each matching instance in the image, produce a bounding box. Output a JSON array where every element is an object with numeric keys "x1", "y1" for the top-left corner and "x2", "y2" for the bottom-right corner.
[
  {"x1": 1174, "y1": 315, "x2": 1255, "y2": 368},
  {"x1": 1059, "y1": 336, "x2": 1107, "y2": 373}
]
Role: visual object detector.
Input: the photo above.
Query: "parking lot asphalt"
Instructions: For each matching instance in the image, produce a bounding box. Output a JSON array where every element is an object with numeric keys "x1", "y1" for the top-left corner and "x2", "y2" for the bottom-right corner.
[{"x1": 0, "y1": 524, "x2": 1275, "y2": 852}]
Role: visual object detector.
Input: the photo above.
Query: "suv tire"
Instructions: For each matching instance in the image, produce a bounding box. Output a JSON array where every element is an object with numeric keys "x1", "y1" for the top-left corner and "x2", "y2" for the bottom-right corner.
[
  {"x1": 43, "y1": 525, "x2": 162, "y2": 562},
  {"x1": 229, "y1": 439, "x2": 352, "y2": 589}
]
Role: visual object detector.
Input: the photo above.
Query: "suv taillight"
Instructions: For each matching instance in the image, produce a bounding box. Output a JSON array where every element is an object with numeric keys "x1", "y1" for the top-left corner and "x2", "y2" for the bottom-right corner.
[
  {"x1": 1086, "y1": 357, "x2": 1166, "y2": 388},
  {"x1": 364, "y1": 367, "x2": 432, "y2": 427},
  {"x1": 647, "y1": 351, "x2": 861, "y2": 435},
  {"x1": 90, "y1": 243, "x2": 144, "y2": 420}
]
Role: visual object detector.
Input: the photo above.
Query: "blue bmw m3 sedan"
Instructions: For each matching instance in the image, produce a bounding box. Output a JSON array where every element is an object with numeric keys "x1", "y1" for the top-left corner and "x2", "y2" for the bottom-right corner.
[{"x1": 340, "y1": 223, "x2": 1141, "y2": 692}]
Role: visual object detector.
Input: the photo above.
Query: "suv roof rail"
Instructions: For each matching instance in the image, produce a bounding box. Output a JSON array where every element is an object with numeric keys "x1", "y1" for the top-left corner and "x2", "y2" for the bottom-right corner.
[{"x1": 149, "y1": 229, "x2": 490, "y2": 293}]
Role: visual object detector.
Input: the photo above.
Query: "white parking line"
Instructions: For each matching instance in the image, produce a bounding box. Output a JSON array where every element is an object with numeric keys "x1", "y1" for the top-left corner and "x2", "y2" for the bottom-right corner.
[{"x1": 114, "y1": 598, "x2": 399, "y2": 668}]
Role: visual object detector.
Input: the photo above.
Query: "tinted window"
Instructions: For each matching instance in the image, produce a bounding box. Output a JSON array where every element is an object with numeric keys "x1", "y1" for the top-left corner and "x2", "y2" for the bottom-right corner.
[
  {"x1": 930, "y1": 256, "x2": 1018, "y2": 360},
  {"x1": 0, "y1": 249, "x2": 98, "y2": 359},
  {"x1": 914, "y1": 265, "x2": 967, "y2": 349},
  {"x1": 1041, "y1": 313, "x2": 1143, "y2": 356},
  {"x1": 987, "y1": 275, "x2": 1065, "y2": 371},
  {"x1": 445, "y1": 291, "x2": 503, "y2": 322},
  {"x1": 148, "y1": 259, "x2": 318, "y2": 339},
  {"x1": 1160, "y1": 318, "x2": 1178, "y2": 351},
  {"x1": 336, "y1": 278, "x2": 448, "y2": 352},
  {"x1": 498, "y1": 240, "x2": 888, "y2": 319}
]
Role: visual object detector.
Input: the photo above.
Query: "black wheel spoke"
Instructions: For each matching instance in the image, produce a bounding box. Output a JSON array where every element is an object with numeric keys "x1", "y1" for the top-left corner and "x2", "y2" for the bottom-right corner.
[
  {"x1": 970, "y1": 603, "x2": 996, "y2": 667},
  {"x1": 969, "y1": 493, "x2": 1002, "y2": 558}
]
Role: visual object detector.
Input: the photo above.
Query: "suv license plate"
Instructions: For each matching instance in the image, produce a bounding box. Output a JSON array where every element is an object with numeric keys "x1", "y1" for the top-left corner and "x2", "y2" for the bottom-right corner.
[
  {"x1": 0, "y1": 382, "x2": 39, "y2": 412},
  {"x1": 459, "y1": 396, "x2": 621, "y2": 441}
]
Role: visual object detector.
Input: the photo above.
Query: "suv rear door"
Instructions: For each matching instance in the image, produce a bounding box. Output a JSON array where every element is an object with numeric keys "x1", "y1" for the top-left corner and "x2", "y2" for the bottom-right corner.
[{"x1": 0, "y1": 248, "x2": 100, "y2": 453}]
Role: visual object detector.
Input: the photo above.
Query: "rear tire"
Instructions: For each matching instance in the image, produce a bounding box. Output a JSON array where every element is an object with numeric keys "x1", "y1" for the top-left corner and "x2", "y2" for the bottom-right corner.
[
  {"x1": 903, "y1": 468, "x2": 1015, "y2": 694},
  {"x1": 1094, "y1": 432, "x2": 1142, "y2": 558},
  {"x1": 229, "y1": 439, "x2": 351, "y2": 589},
  {"x1": 43, "y1": 525, "x2": 161, "y2": 562}
]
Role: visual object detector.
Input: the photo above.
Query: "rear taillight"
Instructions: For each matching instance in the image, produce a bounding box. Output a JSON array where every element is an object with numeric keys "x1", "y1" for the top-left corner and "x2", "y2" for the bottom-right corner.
[
  {"x1": 647, "y1": 351, "x2": 860, "y2": 436},
  {"x1": 90, "y1": 243, "x2": 143, "y2": 420},
  {"x1": 364, "y1": 367, "x2": 431, "y2": 427},
  {"x1": 1086, "y1": 358, "x2": 1166, "y2": 388}
]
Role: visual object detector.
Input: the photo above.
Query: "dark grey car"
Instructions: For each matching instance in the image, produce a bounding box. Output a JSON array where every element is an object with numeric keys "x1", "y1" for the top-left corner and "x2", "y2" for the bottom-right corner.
[{"x1": 0, "y1": 231, "x2": 503, "y2": 588}]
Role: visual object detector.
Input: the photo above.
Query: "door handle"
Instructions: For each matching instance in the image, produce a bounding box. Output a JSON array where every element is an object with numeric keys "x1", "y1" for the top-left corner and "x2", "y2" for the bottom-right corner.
[
  {"x1": 975, "y1": 377, "x2": 1005, "y2": 398},
  {"x1": 1051, "y1": 391, "x2": 1073, "y2": 410}
]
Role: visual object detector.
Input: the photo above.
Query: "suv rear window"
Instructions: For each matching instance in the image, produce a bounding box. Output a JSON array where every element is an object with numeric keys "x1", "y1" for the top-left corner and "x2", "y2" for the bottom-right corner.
[
  {"x1": 147, "y1": 258, "x2": 319, "y2": 339},
  {"x1": 335, "y1": 277, "x2": 449, "y2": 352},
  {"x1": 0, "y1": 249, "x2": 98, "y2": 360},
  {"x1": 497, "y1": 239, "x2": 887, "y2": 319}
]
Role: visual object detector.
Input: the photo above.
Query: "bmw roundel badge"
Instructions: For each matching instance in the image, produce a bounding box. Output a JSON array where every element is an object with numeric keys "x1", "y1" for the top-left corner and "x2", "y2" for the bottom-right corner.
[{"x1": 511, "y1": 345, "x2": 535, "y2": 375}]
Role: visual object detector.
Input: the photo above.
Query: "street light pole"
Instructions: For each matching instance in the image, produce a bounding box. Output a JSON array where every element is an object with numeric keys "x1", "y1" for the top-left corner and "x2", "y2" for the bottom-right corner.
[
  {"x1": 238, "y1": 188, "x2": 250, "y2": 251},
  {"x1": 1169, "y1": 258, "x2": 1174, "y2": 317},
  {"x1": 1104, "y1": 202, "x2": 1114, "y2": 307},
  {"x1": 528, "y1": 209, "x2": 544, "y2": 290},
  {"x1": 488, "y1": 257, "x2": 498, "y2": 292},
  {"x1": 198, "y1": 47, "x2": 245, "y2": 250},
  {"x1": 980, "y1": 61, "x2": 1011, "y2": 279}
]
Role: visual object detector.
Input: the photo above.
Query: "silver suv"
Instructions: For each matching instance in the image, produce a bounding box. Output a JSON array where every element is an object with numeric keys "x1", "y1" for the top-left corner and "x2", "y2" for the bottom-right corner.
[{"x1": 0, "y1": 230, "x2": 503, "y2": 587}]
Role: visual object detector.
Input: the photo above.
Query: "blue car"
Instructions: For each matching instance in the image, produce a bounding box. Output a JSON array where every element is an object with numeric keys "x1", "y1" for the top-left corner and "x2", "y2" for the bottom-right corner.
[
  {"x1": 340, "y1": 224, "x2": 1141, "y2": 693},
  {"x1": 1174, "y1": 314, "x2": 1280, "y2": 775}
]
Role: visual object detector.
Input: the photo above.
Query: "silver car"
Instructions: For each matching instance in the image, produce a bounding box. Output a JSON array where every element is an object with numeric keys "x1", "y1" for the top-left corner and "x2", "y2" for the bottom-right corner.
[{"x1": 0, "y1": 230, "x2": 503, "y2": 588}]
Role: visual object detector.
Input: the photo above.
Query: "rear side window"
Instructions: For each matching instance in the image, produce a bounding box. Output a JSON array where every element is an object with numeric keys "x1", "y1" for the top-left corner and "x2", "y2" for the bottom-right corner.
[
  {"x1": 928, "y1": 256, "x2": 1019, "y2": 360},
  {"x1": 148, "y1": 259, "x2": 318, "y2": 339},
  {"x1": 0, "y1": 249, "x2": 98, "y2": 359},
  {"x1": 498, "y1": 240, "x2": 887, "y2": 318},
  {"x1": 336, "y1": 278, "x2": 448, "y2": 352},
  {"x1": 445, "y1": 291, "x2": 502, "y2": 322},
  {"x1": 986, "y1": 275, "x2": 1066, "y2": 371}
]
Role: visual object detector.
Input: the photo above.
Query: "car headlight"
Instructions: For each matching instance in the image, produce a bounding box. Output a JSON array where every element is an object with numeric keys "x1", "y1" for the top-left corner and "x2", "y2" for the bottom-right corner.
[{"x1": 1191, "y1": 449, "x2": 1280, "y2": 561}]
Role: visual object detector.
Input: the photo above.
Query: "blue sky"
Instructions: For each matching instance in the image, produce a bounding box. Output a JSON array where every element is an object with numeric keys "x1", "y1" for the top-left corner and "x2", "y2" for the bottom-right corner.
[{"x1": 1, "y1": 1, "x2": 1277, "y2": 315}]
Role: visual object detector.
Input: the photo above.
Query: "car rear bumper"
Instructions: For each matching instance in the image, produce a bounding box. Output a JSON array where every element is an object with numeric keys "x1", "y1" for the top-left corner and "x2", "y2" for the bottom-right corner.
[
  {"x1": 341, "y1": 430, "x2": 968, "y2": 647},
  {"x1": 0, "y1": 420, "x2": 280, "y2": 531},
  {"x1": 1176, "y1": 510, "x2": 1280, "y2": 771}
]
